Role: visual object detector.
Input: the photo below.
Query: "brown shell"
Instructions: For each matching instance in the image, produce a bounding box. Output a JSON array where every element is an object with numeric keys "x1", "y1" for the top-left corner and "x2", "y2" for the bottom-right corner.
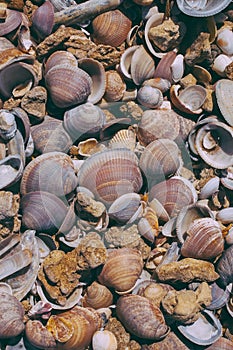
[
  {"x1": 98, "y1": 247, "x2": 143, "y2": 293},
  {"x1": 77, "y1": 148, "x2": 143, "y2": 206},
  {"x1": 25, "y1": 320, "x2": 56, "y2": 349},
  {"x1": 181, "y1": 217, "x2": 224, "y2": 260},
  {"x1": 44, "y1": 50, "x2": 77, "y2": 76},
  {"x1": 137, "y1": 109, "x2": 180, "y2": 146},
  {"x1": 91, "y1": 10, "x2": 132, "y2": 47},
  {"x1": 116, "y1": 294, "x2": 169, "y2": 340},
  {"x1": 0, "y1": 292, "x2": 25, "y2": 338},
  {"x1": 104, "y1": 70, "x2": 126, "y2": 102},
  {"x1": 82, "y1": 281, "x2": 113, "y2": 309}
]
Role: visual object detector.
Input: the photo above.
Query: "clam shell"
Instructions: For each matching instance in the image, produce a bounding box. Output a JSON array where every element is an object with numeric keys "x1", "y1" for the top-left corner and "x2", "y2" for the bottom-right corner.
[
  {"x1": 116, "y1": 294, "x2": 169, "y2": 340},
  {"x1": 0, "y1": 9, "x2": 22, "y2": 36},
  {"x1": 20, "y1": 152, "x2": 78, "y2": 197},
  {"x1": 142, "y1": 77, "x2": 171, "y2": 93},
  {"x1": 137, "y1": 206, "x2": 159, "y2": 243},
  {"x1": 92, "y1": 330, "x2": 117, "y2": 350},
  {"x1": 216, "y1": 207, "x2": 233, "y2": 224},
  {"x1": 108, "y1": 193, "x2": 143, "y2": 224},
  {"x1": 45, "y1": 64, "x2": 92, "y2": 108},
  {"x1": 119, "y1": 45, "x2": 140, "y2": 80},
  {"x1": 212, "y1": 54, "x2": 232, "y2": 77},
  {"x1": 194, "y1": 120, "x2": 233, "y2": 169},
  {"x1": 181, "y1": 217, "x2": 224, "y2": 260},
  {"x1": 31, "y1": 0, "x2": 54, "y2": 40},
  {"x1": 82, "y1": 281, "x2": 113, "y2": 309},
  {"x1": 215, "y1": 79, "x2": 233, "y2": 126},
  {"x1": 154, "y1": 51, "x2": 177, "y2": 83},
  {"x1": 137, "y1": 109, "x2": 180, "y2": 146},
  {"x1": 216, "y1": 244, "x2": 233, "y2": 287},
  {"x1": 98, "y1": 247, "x2": 143, "y2": 293},
  {"x1": 91, "y1": 9, "x2": 132, "y2": 47},
  {"x1": 199, "y1": 176, "x2": 220, "y2": 199},
  {"x1": 149, "y1": 176, "x2": 198, "y2": 218},
  {"x1": 44, "y1": 50, "x2": 78, "y2": 76},
  {"x1": 77, "y1": 148, "x2": 143, "y2": 206},
  {"x1": 78, "y1": 58, "x2": 106, "y2": 104},
  {"x1": 177, "y1": 309, "x2": 222, "y2": 346},
  {"x1": 217, "y1": 27, "x2": 233, "y2": 56},
  {"x1": 139, "y1": 138, "x2": 181, "y2": 187},
  {"x1": 207, "y1": 282, "x2": 230, "y2": 311},
  {"x1": 137, "y1": 85, "x2": 163, "y2": 109},
  {"x1": 144, "y1": 12, "x2": 166, "y2": 58},
  {"x1": 104, "y1": 70, "x2": 126, "y2": 102},
  {"x1": 63, "y1": 102, "x2": 106, "y2": 143},
  {"x1": 25, "y1": 320, "x2": 57, "y2": 349},
  {"x1": 170, "y1": 84, "x2": 207, "y2": 114},
  {"x1": 176, "y1": 0, "x2": 232, "y2": 17},
  {"x1": 0, "y1": 154, "x2": 24, "y2": 190},
  {"x1": 130, "y1": 45, "x2": 156, "y2": 85},
  {"x1": 0, "y1": 109, "x2": 17, "y2": 141}
]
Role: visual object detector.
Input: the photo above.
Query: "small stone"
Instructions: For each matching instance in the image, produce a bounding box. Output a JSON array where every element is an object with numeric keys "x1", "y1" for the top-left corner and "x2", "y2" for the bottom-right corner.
[
  {"x1": 180, "y1": 73, "x2": 197, "y2": 89},
  {"x1": 0, "y1": 191, "x2": 20, "y2": 221},
  {"x1": 185, "y1": 32, "x2": 212, "y2": 66},
  {"x1": 21, "y1": 86, "x2": 47, "y2": 121},
  {"x1": 224, "y1": 61, "x2": 233, "y2": 80},
  {"x1": 202, "y1": 88, "x2": 214, "y2": 112}
]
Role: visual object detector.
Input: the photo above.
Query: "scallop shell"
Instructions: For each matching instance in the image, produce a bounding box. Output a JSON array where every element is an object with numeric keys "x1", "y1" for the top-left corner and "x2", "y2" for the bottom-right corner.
[
  {"x1": 98, "y1": 247, "x2": 143, "y2": 293},
  {"x1": 91, "y1": 9, "x2": 132, "y2": 47},
  {"x1": 77, "y1": 148, "x2": 143, "y2": 206},
  {"x1": 176, "y1": 0, "x2": 232, "y2": 17},
  {"x1": 108, "y1": 128, "x2": 136, "y2": 151},
  {"x1": 78, "y1": 58, "x2": 106, "y2": 104},
  {"x1": 215, "y1": 79, "x2": 233, "y2": 126},
  {"x1": 20, "y1": 152, "x2": 78, "y2": 197}
]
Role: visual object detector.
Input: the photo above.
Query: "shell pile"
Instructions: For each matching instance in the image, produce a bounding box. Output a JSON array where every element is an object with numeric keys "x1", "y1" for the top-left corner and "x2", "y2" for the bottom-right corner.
[{"x1": 1, "y1": 0, "x2": 233, "y2": 349}]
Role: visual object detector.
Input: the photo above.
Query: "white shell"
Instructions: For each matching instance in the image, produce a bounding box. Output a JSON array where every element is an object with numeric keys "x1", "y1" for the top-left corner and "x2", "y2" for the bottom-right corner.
[
  {"x1": 212, "y1": 54, "x2": 232, "y2": 77},
  {"x1": 216, "y1": 207, "x2": 233, "y2": 224},
  {"x1": 119, "y1": 45, "x2": 140, "y2": 80},
  {"x1": 199, "y1": 177, "x2": 220, "y2": 199},
  {"x1": 217, "y1": 28, "x2": 233, "y2": 56},
  {"x1": 144, "y1": 12, "x2": 165, "y2": 58},
  {"x1": 176, "y1": 0, "x2": 232, "y2": 17},
  {"x1": 171, "y1": 54, "x2": 184, "y2": 83},
  {"x1": 92, "y1": 330, "x2": 118, "y2": 350}
]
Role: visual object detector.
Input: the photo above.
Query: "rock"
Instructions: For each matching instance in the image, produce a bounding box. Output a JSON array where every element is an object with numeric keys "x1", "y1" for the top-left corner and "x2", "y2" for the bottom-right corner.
[
  {"x1": 185, "y1": 32, "x2": 212, "y2": 66},
  {"x1": 21, "y1": 86, "x2": 47, "y2": 121}
]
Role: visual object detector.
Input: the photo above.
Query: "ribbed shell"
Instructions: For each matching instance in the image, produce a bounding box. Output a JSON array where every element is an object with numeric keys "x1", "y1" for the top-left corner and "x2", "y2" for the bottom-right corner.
[
  {"x1": 91, "y1": 10, "x2": 132, "y2": 47},
  {"x1": 63, "y1": 102, "x2": 106, "y2": 143},
  {"x1": 216, "y1": 244, "x2": 233, "y2": 287},
  {"x1": 139, "y1": 139, "x2": 180, "y2": 186},
  {"x1": 31, "y1": 0, "x2": 54, "y2": 40},
  {"x1": 0, "y1": 293, "x2": 25, "y2": 338},
  {"x1": 104, "y1": 70, "x2": 126, "y2": 102},
  {"x1": 137, "y1": 109, "x2": 180, "y2": 146},
  {"x1": 98, "y1": 248, "x2": 143, "y2": 293},
  {"x1": 181, "y1": 217, "x2": 224, "y2": 260},
  {"x1": 108, "y1": 129, "x2": 136, "y2": 151},
  {"x1": 20, "y1": 152, "x2": 77, "y2": 197},
  {"x1": 108, "y1": 193, "x2": 142, "y2": 224},
  {"x1": 215, "y1": 79, "x2": 233, "y2": 126},
  {"x1": 130, "y1": 45, "x2": 156, "y2": 85},
  {"x1": 45, "y1": 64, "x2": 92, "y2": 108},
  {"x1": 77, "y1": 148, "x2": 143, "y2": 206},
  {"x1": 0, "y1": 9, "x2": 22, "y2": 36},
  {"x1": 149, "y1": 176, "x2": 198, "y2": 218},
  {"x1": 82, "y1": 281, "x2": 113, "y2": 309},
  {"x1": 44, "y1": 50, "x2": 77, "y2": 76},
  {"x1": 21, "y1": 191, "x2": 69, "y2": 232},
  {"x1": 116, "y1": 294, "x2": 169, "y2": 340}
]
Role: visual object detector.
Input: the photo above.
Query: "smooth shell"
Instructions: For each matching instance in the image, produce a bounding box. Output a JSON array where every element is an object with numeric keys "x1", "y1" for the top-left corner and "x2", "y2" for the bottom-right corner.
[
  {"x1": 0, "y1": 293, "x2": 25, "y2": 338},
  {"x1": 176, "y1": 0, "x2": 232, "y2": 17},
  {"x1": 215, "y1": 79, "x2": 233, "y2": 126},
  {"x1": 137, "y1": 85, "x2": 163, "y2": 109}
]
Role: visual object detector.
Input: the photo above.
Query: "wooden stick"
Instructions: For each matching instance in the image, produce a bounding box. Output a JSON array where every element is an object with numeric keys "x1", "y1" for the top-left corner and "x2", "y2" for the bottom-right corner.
[{"x1": 54, "y1": 0, "x2": 124, "y2": 26}]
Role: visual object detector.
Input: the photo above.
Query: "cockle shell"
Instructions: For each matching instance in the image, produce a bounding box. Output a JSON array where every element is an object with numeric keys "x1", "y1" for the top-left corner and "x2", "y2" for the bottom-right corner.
[
  {"x1": 98, "y1": 247, "x2": 143, "y2": 293},
  {"x1": 130, "y1": 45, "x2": 156, "y2": 85},
  {"x1": 212, "y1": 54, "x2": 232, "y2": 77},
  {"x1": 0, "y1": 292, "x2": 25, "y2": 338},
  {"x1": 44, "y1": 50, "x2": 78, "y2": 76},
  {"x1": 119, "y1": 45, "x2": 140, "y2": 80},
  {"x1": 31, "y1": 0, "x2": 54, "y2": 40},
  {"x1": 91, "y1": 10, "x2": 132, "y2": 47},
  {"x1": 108, "y1": 193, "x2": 143, "y2": 224},
  {"x1": 20, "y1": 151, "x2": 77, "y2": 197},
  {"x1": 215, "y1": 79, "x2": 233, "y2": 126},
  {"x1": 154, "y1": 51, "x2": 177, "y2": 83},
  {"x1": 137, "y1": 109, "x2": 180, "y2": 146},
  {"x1": 181, "y1": 217, "x2": 224, "y2": 260},
  {"x1": 77, "y1": 148, "x2": 143, "y2": 206},
  {"x1": 116, "y1": 294, "x2": 169, "y2": 340},
  {"x1": 137, "y1": 207, "x2": 159, "y2": 243},
  {"x1": 144, "y1": 12, "x2": 165, "y2": 58},
  {"x1": 0, "y1": 9, "x2": 23, "y2": 36},
  {"x1": 142, "y1": 77, "x2": 171, "y2": 93},
  {"x1": 170, "y1": 84, "x2": 207, "y2": 114},
  {"x1": 139, "y1": 138, "x2": 181, "y2": 187},
  {"x1": 45, "y1": 64, "x2": 92, "y2": 108},
  {"x1": 137, "y1": 85, "x2": 163, "y2": 109}
]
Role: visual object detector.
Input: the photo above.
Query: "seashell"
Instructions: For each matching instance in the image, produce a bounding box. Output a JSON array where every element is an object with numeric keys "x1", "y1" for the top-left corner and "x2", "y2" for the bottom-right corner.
[
  {"x1": 154, "y1": 51, "x2": 177, "y2": 83},
  {"x1": 194, "y1": 120, "x2": 233, "y2": 169},
  {"x1": 181, "y1": 217, "x2": 224, "y2": 260},
  {"x1": 25, "y1": 319, "x2": 56, "y2": 349},
  {"x1": 142, "y1": 77, "x2": 171, "y2": 93},
  {"x1": 207, "y1": 282, "x2": 230, "y2": 310},
  {"x1": 77, "y1": 138, "x2": 106, "y2": 157},
  {"x1": 205, "y1": 337, "x2": 233, "y2": 349},
  {"x1": 78, "y1": 58, "x2": 106, "y2": 104},
  {"x1": 45, "y1": 64, "x2": 92, "y2": 108},
  {"x1": 108, "y1": 193, "x2": 143, "y2": 224},
  {"x1": 144, "y1": 12, "x2": 166, "y2": 58},
  {"x1": 212, "y1": 54, "x2": 232, "y2": 77},
  {"x1": 216, "y1": 207, "x2": 233, "y2": 224},
  {"x1": 199, "y1": 176, "x2": 220, "y2": 199},
  {"x1": 119, "y1": 45, "x2": 140, "y2": 80},
  {"x1": 149, "y1": 176, "x2": 198, "y2": 218},
  {"x1": 92, "y1": 330, "x2": 117, "y2": 350},
  {"x1": 63, "y1": 102, "x2": 106, "y2": 143},
  {"x1": 149, "y1": 197, "x2": 170, "y2": 222},
  {"x1": 82, "y1": 281, "x2": 113, "y2": 309},
  {"x1": 31, "y1": 116, "x2": 73, "y2": 154},
  {"x1": 0, "y1": 109, "x2": 17, "y2": 141},
  {"x1": 137, "y1": 109, "x2": 180, "y2": 146},
  {"x1": 170, "y1": 84, "x2": 207, "y2": 115},
  {"x1": 138, "y1": 206, "x2": 159, "y2": 243},
  {"x1": 0, "y1": 61, "x2": 38, "y2": 99},
  {"x1": 91, "y1": 10, "x2": 132, "y2": 47},
  {"x1": 192, "y1": 64, "x2": 212, "y2": 86},
  {"x1": 216, "y1": 244, "x2": 233, "y2": 287},
  {"x1": 0, "y1": 248, "x2": 32, "y2": 281},
  {"x1": 116, "y1": 294, "x2": 169, "y2": 340},
  {"x1": 46, "y1": 305, "x2": 101, "y2": 350},
  {"x1": 108, "y1": 128, "x2": 136, "y2": 151},
  {"x1": 77, "y1": 148, "x2": 143, "y2": 206},
  {"x1": 137, "y1": 85, "x2": 163, "y2": 109},
  {"x1": 0, "y1": 9, "x2": 22, "y2": 36},
  {"x1": 171, "y1": 54, "x2": 185, "y2": 83},
  {"x1": 130, "y1": 45, "x2": 156, "y2": 85},
  {"x1": 20, "y1": 151, "x2": 77, "y2": 197},
  {"x1": 176, "y1": 202, "x2": 215, "y2": 244},
  {"x1": 132, "y1": 0, "x2": 154, "y2": 5},
  {"x1": 0, "y1": 282, "x2": 12, "y2": 295},
  {"x1": 215, "y1": 79, "x2": 233, "y2": 126},
  {"x1": 21, "y1": 191, "x2": 71, "y2": 233},
  {"x1": 216, "y1": 27, "x2": 233, "y2": 56},
  {"x1": 98, "y1": 247, "x2": 143, "y2": 293},
  {"x1": 44, "y1": 50, "x2": 78, "y2": 76},
  {"x1": 225, "y1": 226, "x2": 233, "y2": 245},
  {"x1": 176, "y1": 0, "x2": 232, "y2": 17},
  {"x1": 139, "y1": 138, "x2": 181, "y2": 187},
  {"x1": 0, "y1": 292, "x2": 25, "y2": 338},
  {"x1": 0, "y1": 154, "x2": 24, "y2": 190},
  {"x1": 31, "y1": 0, "x2": 54, "y2": 40},
  {"x1": 177, "y1": 309, "x2": 222, "y2": 346},
  {"x1": 104, "y1": 70, "x2": 126, "y2": 102}
]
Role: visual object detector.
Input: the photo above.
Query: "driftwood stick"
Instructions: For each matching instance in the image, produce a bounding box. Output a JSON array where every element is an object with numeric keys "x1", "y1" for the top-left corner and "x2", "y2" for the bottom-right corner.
[{"x1": 54, "y1": 0, "x2": 124, "y2": 26}]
